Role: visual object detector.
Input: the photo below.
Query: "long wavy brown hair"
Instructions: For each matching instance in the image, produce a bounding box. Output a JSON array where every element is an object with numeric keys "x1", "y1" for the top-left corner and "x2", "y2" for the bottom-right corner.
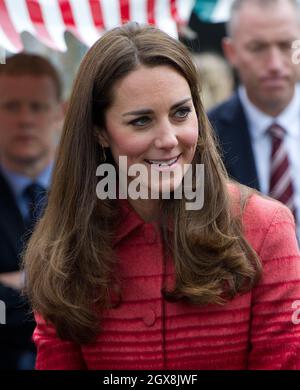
[{"x1": 23, "y1": 22, "x2": 262, "y2": 344}]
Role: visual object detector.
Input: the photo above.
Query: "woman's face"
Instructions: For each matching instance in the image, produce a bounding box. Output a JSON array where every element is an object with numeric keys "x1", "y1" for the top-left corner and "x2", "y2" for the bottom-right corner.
[{"x1": 100, "y1": 65, "x2": 199, "y2": 195}]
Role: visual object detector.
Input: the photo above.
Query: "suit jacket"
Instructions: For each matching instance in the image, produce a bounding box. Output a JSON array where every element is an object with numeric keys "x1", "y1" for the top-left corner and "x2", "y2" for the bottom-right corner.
[
  {"x1": 33, "y1": 187, "x2": 300, "y2": 370},
  {"x1": 0, "y1": 171, "x2": 35, "y2": 355},
  {"x1": 208, "y1": 92, "x2": 260, "y2": 190}
]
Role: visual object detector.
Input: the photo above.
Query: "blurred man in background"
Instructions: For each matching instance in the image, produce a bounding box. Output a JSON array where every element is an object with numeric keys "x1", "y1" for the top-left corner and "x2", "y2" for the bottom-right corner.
[
  {"x1": 209, "y1": 0, "x2": 300, "y2": 238},
  {"x1": 0, "y1": 53, "x2": 63, "y2": 369}
]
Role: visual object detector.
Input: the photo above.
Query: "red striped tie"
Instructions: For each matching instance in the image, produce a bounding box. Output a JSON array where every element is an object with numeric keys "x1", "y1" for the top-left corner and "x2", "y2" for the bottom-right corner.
[{"x1": 269, "y1": 124, "x2": 296, "y2": 215}]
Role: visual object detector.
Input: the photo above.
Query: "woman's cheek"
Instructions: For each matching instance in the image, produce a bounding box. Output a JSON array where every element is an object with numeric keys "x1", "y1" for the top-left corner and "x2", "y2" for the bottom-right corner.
[{"x1": 183, "y1": 126, "x2": 199, "y2": 148}]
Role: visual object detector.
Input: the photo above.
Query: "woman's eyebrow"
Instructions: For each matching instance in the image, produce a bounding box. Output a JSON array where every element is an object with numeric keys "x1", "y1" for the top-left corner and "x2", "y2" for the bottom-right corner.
[{"x1": 122, "y1": 97, "x2": 192, "y2": 117}]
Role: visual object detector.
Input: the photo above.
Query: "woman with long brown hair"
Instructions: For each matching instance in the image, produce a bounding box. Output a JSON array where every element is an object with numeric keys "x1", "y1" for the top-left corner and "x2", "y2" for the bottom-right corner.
[{"x1": 24, "y1": 22, "x2": 300, "y2": 370}]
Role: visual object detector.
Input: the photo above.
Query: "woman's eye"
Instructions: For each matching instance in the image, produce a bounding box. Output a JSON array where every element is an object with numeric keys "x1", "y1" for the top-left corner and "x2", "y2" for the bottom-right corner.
[
  {"x1": 130, "y1": 116, "x2": 150, "y2": 127},
  {"x1": 174, "y1": 107, "x2": 191, "y2": 119}
]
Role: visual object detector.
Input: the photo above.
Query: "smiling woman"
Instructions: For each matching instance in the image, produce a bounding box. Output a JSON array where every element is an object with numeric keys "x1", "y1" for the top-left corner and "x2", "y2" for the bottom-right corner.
[
  {"x1": 23, "y1": 22, "x2": 300, "y2": 370},
  {"x1": 96, "y1": 64, "x2": 199, "y2": 214}
]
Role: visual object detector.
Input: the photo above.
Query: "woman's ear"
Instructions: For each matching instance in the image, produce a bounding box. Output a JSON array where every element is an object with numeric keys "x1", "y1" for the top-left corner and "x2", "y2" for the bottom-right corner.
[{"x1": 94, "y1": 126, "x2": 110, "y2": 147}]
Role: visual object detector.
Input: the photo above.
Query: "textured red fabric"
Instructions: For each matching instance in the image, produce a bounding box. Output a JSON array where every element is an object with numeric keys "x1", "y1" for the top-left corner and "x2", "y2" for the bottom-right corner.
[{"x1": 33, "y1": 187, "x2": 300, "y2": 370}]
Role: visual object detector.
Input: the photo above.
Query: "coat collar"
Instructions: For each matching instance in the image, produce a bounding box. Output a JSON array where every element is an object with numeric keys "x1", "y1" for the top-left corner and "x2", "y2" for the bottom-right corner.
[
  {"x1": 113, "y1": 199, "x2": 146, "y2": 246},
  {"x1": 0, "y1": 171, "x2": 26, "y2": 255},
  {"x1": 112, "y1": 184, "x2": 241, "y2": 247},
  {"x1": 113, "y1": 199, "x2": 174, "y2": 247}
]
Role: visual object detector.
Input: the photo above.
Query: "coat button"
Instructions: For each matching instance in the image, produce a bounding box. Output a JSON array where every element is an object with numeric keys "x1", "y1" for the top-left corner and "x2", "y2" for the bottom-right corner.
[
  {"x1": 143, "y1": 309, "x2": 156, "y2": 326},
  {"x1": 143, "y1": 225, "x2": 157, "y2": 244}
]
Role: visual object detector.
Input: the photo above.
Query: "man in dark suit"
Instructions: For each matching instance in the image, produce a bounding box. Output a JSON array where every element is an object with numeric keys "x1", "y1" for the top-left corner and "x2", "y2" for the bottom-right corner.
[
  {"x1": 209, "y1": 0, "x2": 300, "y2": 238},
  {"x1": 0, "y1": 54, "x2": 63, "y2": 369}
]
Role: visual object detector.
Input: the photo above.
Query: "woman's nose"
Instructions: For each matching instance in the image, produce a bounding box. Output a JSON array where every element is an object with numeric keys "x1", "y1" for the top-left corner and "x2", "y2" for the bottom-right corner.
[{"x1": 153, "y1": 121, "x2": 178, "y2": 149}]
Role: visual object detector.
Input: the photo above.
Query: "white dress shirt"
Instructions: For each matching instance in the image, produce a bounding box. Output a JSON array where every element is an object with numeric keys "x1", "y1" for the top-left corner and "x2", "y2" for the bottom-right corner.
[{"x1": 239, "y1": 85, "x2": 300, "y2": 239}]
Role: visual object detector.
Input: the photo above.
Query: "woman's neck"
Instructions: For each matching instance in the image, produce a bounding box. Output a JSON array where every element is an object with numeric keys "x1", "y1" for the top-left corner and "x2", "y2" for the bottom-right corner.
[{"x1": 127, "y1": 197, "x2": 161, "y2": 222}]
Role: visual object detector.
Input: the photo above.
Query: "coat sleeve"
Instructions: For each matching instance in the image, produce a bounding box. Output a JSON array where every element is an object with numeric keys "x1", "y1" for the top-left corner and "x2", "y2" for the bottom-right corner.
[
  {"x1": 33, "y1": 313, "x2": 87, "y2": 370},
  {"x1": 247, "y1": 204, "x2": 300, "y2": 369}
]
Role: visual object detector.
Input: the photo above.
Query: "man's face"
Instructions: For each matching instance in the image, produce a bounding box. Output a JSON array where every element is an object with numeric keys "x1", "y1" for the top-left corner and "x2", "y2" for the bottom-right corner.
[
  {"x1": 223, "y1": 2, "x2": 300, "y2": 115},
  {"x1": 0, "y1": 74, "x2": 62, "y2": 171}
]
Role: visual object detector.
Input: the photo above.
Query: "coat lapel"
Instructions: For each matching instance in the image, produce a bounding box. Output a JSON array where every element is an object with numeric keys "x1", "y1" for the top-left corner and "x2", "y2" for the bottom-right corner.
[
  {"x1": 0, "y1": 172, "x2": 25, "y2": 259},
  {"x1": 212, "y1": 94, "x2": 260, "y2": 190}
]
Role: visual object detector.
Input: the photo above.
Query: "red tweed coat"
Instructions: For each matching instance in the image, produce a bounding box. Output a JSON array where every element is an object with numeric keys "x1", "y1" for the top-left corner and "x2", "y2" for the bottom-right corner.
[{"x1": 33, "y1": 189, "x2": 300, "y2": 370}]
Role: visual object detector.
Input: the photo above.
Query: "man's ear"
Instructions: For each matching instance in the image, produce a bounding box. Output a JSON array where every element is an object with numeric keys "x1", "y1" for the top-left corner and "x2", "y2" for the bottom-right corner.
[
  {"x1": 222, "y1": 37, "x2": 237, "y2": 67},
  {"x1": 62, "y1": 100, "x2": 69, "y2": 117},
  {"x1": 54, "y1": 101, "x2": 66, "y2": 123},
  {"x1": 52, "y1": 101, "x2": 66, "y2": 138}
]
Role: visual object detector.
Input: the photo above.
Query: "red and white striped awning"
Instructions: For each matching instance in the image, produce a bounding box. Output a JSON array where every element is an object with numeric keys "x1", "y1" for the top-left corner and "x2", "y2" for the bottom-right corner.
[{"x1": 0, "y1": 0, "x2": 195, "y2": 53}]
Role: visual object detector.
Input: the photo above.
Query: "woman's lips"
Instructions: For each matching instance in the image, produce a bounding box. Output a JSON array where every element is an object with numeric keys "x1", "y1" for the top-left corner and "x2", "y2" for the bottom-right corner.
[{"x1": 145, "y1": 154, "x2": 182, "y2": 170}]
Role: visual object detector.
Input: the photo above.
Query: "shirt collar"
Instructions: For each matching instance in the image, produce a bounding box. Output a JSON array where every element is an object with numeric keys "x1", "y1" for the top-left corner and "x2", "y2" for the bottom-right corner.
[
  {"x1": 0, "y1": 162, "x2": 54, "y2": 199},
  {"x1": 238, "y1": 84, "x2": 300, "y2": 139}
]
